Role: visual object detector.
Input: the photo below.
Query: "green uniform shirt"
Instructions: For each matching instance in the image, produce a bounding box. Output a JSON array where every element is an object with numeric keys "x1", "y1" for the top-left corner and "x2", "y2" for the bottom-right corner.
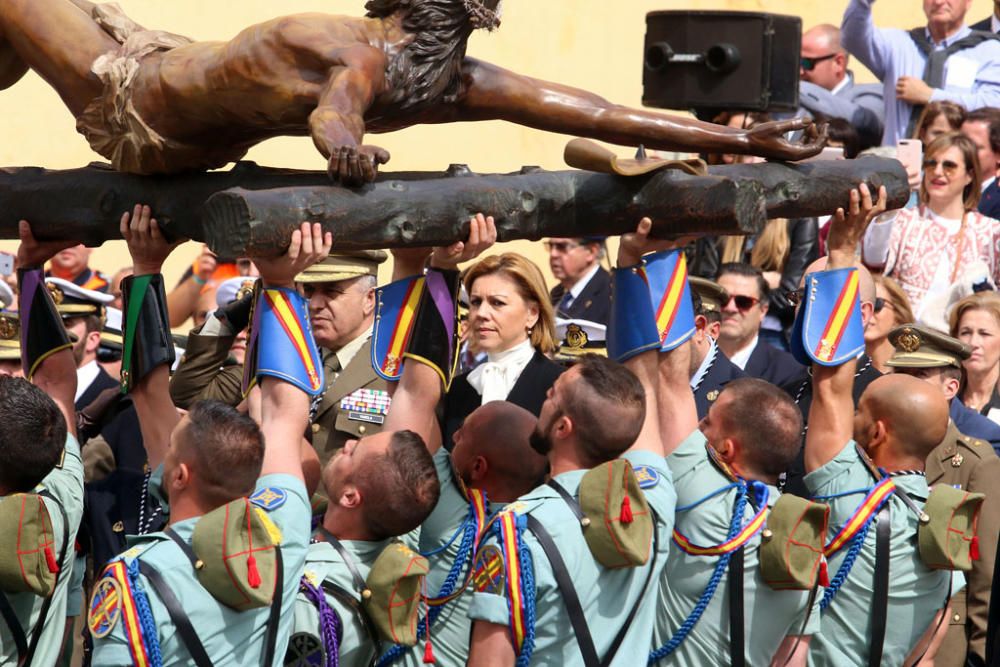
[
  {"x1": 291, "y1": 538, "x2": 389, "y2": 667},
  {"x1": 91, "y1": 473, "x2": 311, "y2": 666},
  {"x1": 652, "y1": 430, "x2": 819, "y2": 665},
  {"x1": 395, "y1": 449, "x2": 504, "y2": 667},
  {"x1": 805, "y1": 441, "x2": 950, "y2": 667},
  {"x1": 469, "y1": 450, "x2": 676, "y2": 666},
  {"x1": 0, "y1": 434, "x2": 84, "y2": 667}
]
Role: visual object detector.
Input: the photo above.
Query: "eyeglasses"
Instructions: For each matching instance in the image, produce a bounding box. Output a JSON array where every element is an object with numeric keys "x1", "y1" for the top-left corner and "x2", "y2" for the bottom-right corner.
[
  {"x1": 922, "y1": 158, "x2": 964, "y2": 176},
  {"x1": 801, "y1": 53, "x2": 838, "y2": 71},
  {"x1": 874, "y1": 297, "x2": 895, "y2": 313},
  {"x1": 723, "y1": 294, "x2": 760, "y2": 311},
  {"x1": 544, "y1": 240, "x2": 582, "y2": 253}
]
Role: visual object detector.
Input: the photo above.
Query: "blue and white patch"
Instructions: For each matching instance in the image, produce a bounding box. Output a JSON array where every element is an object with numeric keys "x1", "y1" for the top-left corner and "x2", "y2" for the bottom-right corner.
[
  {"x1": 633, "y1": 465, "x2": 660, "y2": 489},
  {"x1": 250, "y1": 487, "x2": 287, "y2": 511}
]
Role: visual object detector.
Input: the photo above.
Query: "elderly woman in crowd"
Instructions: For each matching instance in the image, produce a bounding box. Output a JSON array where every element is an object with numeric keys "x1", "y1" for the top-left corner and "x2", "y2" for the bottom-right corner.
[
  {"x1": 442, "y1": 252, "x2": 563, "y2": 448},
  {"x1": 865, "y1": 275, "x2": 915, "y2": 374},
  {"x1": 951, "y1": 291, "x2": 1000, "y2": 424},
  {"x1": 863, "y1": 133, "x2": 1000, "y2": 321}
]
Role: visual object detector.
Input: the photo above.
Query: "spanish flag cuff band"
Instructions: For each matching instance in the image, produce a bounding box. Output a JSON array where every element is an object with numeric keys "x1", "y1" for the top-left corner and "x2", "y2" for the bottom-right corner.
[
  {"x1": 790, "y1": 268, "x2": 864, "y2": 367},
  {"x1": 243, "y1": 287, "x2": 325, "y2": 397},
  {"x1": 608, "y1": 250, "x2": 696, "y2": 362},
  {"x1": 17, "y1": 268, "x2": 72, "y2": 380}
]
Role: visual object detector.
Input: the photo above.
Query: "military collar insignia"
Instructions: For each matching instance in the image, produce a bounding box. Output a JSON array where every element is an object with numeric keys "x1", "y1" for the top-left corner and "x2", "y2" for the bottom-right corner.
[
  {"x1": 286, "y1": 632, "x2": 326, "y2": 667},
  {"x1": 88, "y1": 577, "x2": 123, "y2": 639},
  {"x1": 473, "y1": 545, "x2": 505, "y2": 595},
  {"x1": 706, "y1": 389, "x2": 720, "y2": 402},
  {"x1": 705, "y1": 443, "x2": 739, "y2": 482},
  {"x1": 632, "y1": 465, "x2": 660, "y2": 489},
  {"x1": 250, "y1": 486, "x2": 287, "y2": 511}
]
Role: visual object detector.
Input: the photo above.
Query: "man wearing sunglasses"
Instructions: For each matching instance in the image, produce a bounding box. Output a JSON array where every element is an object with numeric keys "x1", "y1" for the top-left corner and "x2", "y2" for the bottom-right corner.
[
  {"x1": 546, "y1": 237, "x2": 611, "y2": 326},
  {"x1": 798, "y1": 24, "x2": 884, "y2": 149},
  {"x1": 842, "y1": 0, "x2": 1000, "y2": 145},
  {"x1": 716, "y1": 263, "x2": 804, "y2": 389}
]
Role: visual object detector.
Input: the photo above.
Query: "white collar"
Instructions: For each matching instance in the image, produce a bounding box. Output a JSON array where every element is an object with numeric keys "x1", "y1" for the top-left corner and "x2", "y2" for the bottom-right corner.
[
  {"x1": 983, "y1": 175, "x2": 997, "y2": 193},
  {"x1": 728, "y1": 335, "x2": 759, "y2": 371},
  {"x1": 568, "y1": 263, "x2": 602, "y2": 300},
  {"x1": 467, "y1": 338, "x2": 536, "y2": 403},
  {"x1": 830, "y1": 73, "x2": 851, "y2": 96},
  {"x1": 334, "y1": 324, "x2": 373, "y2": 370},
  {"x1": 925, "y1": 24, "x2": 972, "y2": 47},
  {"x1": 75, "y1": 359, "x2": 101, "y2": 402},
  {"x1": 992, "y1": 13, "x2": 1000, "y2": 34},
  {"x1": 690, "y1": 337, "x2": 718, "y2": 392}
]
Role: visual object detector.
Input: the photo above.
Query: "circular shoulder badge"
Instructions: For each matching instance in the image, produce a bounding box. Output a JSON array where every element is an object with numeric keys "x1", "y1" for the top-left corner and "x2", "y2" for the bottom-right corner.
[
  {"x1": 473, "y1": 545, "x2": 506, "y2": 595},
  {"x1": 284, "y1": 631, "x2": 327, "y2": 667},
  {"x1": 88, "y1": 577, "x2": 123, "y2": 639},
  {"x1": 632, "y1": 465, "x2": 660, "y2": 489}
]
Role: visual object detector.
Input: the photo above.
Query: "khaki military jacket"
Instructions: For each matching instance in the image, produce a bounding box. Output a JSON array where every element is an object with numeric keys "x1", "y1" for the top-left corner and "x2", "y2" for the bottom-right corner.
[
  {"x1": 311, "y1": 340, "x2": 389, "y2": 477},
  {"x1": 168, "y1": 330, "x2": 243, "y2": 409},
  {"x1": 926, "y1": 420, "x2": 1000, "y2": 666}
]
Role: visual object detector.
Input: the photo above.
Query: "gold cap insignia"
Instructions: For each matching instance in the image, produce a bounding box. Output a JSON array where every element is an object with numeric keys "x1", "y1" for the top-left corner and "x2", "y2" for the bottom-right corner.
[
  {"x1": 565, "y1": 324, "x2": 588, "y2": 350},
  {"x1": 47, "y1": 283, "x2": 64, "y2": 305},
  {"x1": 0, "y1": 316, "x2": 17, "y2": 340},
  {"x1": 897, "y1": 328, "x2": 921, "y2": 353}
]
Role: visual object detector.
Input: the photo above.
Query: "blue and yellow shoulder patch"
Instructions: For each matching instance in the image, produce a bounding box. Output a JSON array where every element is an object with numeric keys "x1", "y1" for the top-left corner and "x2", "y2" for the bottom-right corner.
[
  {"x1": 250, "y1": 487, "x2": 287, "y2": 511},
  {"x1": 633, "y1": 465, "x2": 660, "y2": 489},
  {"x1": 473, "y1": 545, "x2": 506, "y2": 595},
  {"x1": 88, "y1": 577, "x2": 122, "y2": 639}
]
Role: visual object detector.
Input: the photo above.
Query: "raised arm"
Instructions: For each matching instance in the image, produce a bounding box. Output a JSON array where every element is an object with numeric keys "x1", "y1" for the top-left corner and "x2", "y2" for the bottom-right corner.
[
  {"x1": 840, "y1": 0, "x2": 891, "y2": 80},
  {"x1": 251, "y1": 223, "x2": 332, "y2": 480},
  {"x1": 805, "y1": 185, "x2": 887, "y2": 472},
  {"x1": 120, "y1": 204, "x2": 184, "y2": 469},
  {"x1": 383, "y1": 214, "x2": 497, "y2": 451},
  {"x1": 309, "y1": 45, "x2": 391, "y2": 185},
  {"x1": 15, "y1": 221, "x2": 80, "y2": 436}
]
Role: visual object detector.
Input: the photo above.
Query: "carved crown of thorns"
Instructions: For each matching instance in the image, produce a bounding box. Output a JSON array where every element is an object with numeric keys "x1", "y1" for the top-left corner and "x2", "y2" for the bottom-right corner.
[{"x1": 464, "y1": 0, "x2": 501, "y2": 30}]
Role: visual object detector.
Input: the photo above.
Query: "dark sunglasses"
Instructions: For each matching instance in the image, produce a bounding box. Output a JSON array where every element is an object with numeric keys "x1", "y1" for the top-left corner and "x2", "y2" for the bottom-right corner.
[
  {"x1": 922, "y1": 157, "x2": 964, "y2": 176},
  {"x1": 724, "y1": 294, "x2": 760, "y2": 311},
  {"x1": 874, "y1": 297, "x2": 889, "y2": 313},
  {"x1": 801, "y1": 53, "x2": 838, "y2": 71},
  {"x1": 543, "y1": 240, "x2": 582, "y2": 253}
]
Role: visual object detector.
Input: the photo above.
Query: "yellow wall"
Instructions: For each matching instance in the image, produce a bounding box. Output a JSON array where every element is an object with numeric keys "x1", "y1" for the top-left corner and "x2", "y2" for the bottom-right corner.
[{"x1": 0, "y1": 0, "x2": 994, "y2": 311}]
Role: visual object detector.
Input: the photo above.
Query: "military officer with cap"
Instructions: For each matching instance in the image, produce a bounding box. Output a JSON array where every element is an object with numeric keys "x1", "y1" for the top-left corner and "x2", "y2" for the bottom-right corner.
[
  {"x1": 297, "y1": 250, "x2": 391, "y2": 484},
  {"x1": 548, "y1": 236, "x2": 612, "y2": 325},
  {"x1": 688, "y1": 276, "x2": 746, "y2": 419},
  {"x1": 885, "y1": 324, "x2": 1000, "y2": 666}
]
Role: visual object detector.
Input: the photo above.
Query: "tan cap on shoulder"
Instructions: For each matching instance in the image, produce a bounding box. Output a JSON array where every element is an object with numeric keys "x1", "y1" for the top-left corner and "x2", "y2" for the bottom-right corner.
[
  {"x1": 295, "y1": 250, "x2": 387, "y2": 284},
  {"x1": 886, "y1": 324, "x2": 971, "y2": 369}
]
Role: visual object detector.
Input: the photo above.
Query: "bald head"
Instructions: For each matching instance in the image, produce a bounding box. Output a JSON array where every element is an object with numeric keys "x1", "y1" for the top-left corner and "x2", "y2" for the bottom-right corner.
[
  {"x1": 860, "y1": 375, "x2": 949, "y2": 463},
  {"x1": 803, "y1": 24, "x2": 842, "y2": 53},
  {"x1": 457, "y1": 402, "x2": 548, "y2": 498}
]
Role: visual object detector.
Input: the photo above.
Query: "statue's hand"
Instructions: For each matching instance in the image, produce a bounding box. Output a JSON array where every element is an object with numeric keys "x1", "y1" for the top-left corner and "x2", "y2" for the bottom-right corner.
[
  {"x1": 327, "y1": 144, "x2": 391, "y2": 186},
  {"x1": 745, "y1": 118, "x2": 827, "y2": 162}
]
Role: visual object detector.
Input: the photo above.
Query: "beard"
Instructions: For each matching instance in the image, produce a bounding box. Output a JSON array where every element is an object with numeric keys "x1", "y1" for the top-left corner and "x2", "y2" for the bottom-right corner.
[{"x1": 529, "y1": 423, "x2": 553, "y2": 456}]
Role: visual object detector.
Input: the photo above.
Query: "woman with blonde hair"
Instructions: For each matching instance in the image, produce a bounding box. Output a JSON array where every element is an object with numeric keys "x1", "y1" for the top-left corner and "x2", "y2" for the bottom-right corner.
[
  {"x1": 951, "y1": 292, "x2": 1000, "y2": 423},
  {"x1": 863, "y1": 132, "x2": 1000, "y2": 320},
  {"x1": 865, "y1": 275, "x2": 915, "y2": 374},
  {"x1": 442, "y1": 251, "x2": 563, "y2": 447}
]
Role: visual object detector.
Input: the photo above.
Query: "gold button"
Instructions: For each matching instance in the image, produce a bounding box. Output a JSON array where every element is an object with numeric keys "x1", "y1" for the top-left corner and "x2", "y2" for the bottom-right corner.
[
  {"x1": 358, "y1": 425, "x2": 367, "y2": 434},
  {"x1": 954, "y1": 613, "x2": 961, "y2": 622},
  {"x1": 311, "y1": 423, "x2": 320, "y2": 434}
]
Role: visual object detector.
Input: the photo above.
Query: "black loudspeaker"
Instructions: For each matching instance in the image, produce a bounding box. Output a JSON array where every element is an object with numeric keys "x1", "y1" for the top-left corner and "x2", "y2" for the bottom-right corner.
[{"x1": 642, "y1": 11, "x2": 802, "y2": 112}]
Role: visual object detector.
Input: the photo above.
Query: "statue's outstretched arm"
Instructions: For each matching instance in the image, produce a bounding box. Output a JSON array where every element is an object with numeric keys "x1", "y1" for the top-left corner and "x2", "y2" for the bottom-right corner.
[
  {"x1": 309, "y1": 45, "x2": 391, "y2": 185},
  {"x1": 452, "y1": 58, "x2": 825, "y2": 161}
]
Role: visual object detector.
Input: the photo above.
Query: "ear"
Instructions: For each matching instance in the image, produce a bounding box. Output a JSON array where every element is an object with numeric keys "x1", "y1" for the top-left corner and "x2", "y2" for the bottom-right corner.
[
  {"x1": 868, "y1": 419, "x2": 889, "y2": 451},
  {"x1": 526, "y1": 301, "x2": 539, "y2": 330},
  {"x1": 339, "y1": 484, "x2": 363, "y2": 510},
  {"x1": 173, "y1": 461, "x2": 192, "y2": 492},
  {"x1": 552, "y1": 413, "x2": 573, "y2": 441},
  {"x1": 362, "y1": 287, "x2": 376, "y2": 318},
  {"x1": 716, "y1": 438, "x2": 737, "y2": 464},
  {"x1": 708, "y1": 320, "x2": 721, "y2": 339},
  {"x1": 85, "y1": 329, "x2": 102, "y2": 355},
  {"x1": 469, "y1": 455, "x2": 488, "y2": 482},
  {"x1": 860, "y1": 300, "x2": 875, "y2": 329},
  {"x1": 942, "y1": 376, "x2": 961, "y2": 401},
  {"x1": 694, "y1": 314, "x2": 709, "y2": 333}
]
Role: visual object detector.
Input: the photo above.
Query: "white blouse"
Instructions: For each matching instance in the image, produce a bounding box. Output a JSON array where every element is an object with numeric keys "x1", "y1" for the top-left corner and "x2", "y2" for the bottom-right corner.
[{"x1": 466, "y1": 338, "x2": 535, "y2": 404}]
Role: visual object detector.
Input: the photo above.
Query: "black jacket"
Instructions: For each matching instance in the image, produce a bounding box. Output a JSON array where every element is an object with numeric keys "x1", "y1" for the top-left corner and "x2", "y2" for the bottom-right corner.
[
  {"x1": 549, "y1": 267, "x2": 612, "y2": 326},
  {"x1": 686, "y1": 219, "x2": 819, "y2": 328},
  {"x1": 743, "y1": 339, "x2": 805, "y2": 389},
  {"x1": 971, "y1": 16, "x2": 996, "y2": 32},
  {"x1": 980, "y1": 180, "x2": 1000, "y2": 220},
  {"x1": 442, "y1": 350, "x2": 564, "y2": 450},
  {"x1": 693, "y1": 349, "x2": 747, "y2": 419},
  {"x1": 75, "y1": 366, "x2": 120, "y2": 412}
]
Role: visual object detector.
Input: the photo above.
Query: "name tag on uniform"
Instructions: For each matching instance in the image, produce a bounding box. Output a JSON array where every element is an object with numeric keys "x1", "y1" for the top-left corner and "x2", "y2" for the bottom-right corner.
[{"x1": 340, "y1": 388, "x2": 391, "y2": 425}]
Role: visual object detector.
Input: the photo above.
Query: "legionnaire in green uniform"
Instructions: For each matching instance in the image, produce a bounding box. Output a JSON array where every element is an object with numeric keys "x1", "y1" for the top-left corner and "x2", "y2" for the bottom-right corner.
[
  {"x1": 0, "y1": 222, "x2": 84, "y2": 667},
  {"x1": 884, "y1": 324, "x2": 1000, "y2": 667},
  {"x1": 89, "y1": 210, "x2": 333, "y2": 666},
  {"x1": 467, "y1": 219, "x2": 677, "y2": 666},
  {"x1": 803, "y1": 186, "x2": 952, "y2": 667}
]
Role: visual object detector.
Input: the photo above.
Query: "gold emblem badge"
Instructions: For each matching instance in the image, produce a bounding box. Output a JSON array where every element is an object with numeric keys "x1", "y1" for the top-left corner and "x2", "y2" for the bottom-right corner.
[
  {"x1": 383, "y1": 354, "x2": 399, "y2": 375},
  {"x1": 897, "y1": 328, "x2": 921, "y2": 353},
  {"x1": 47, "y1": 283, "x2": 64, "y2": 305},
  {"x1": 951, "y1": 453, "x2": 964, "y2": 467},
  {"x1": 565, "y1": 324, "x2": 588, "y2": 350},
  {"x1": 0, "y1": 316, "x2": 17, "y2": 340},
  {"x1": 235, "y1": 279, "x2": 257, "y2": 302},
  {"x1": 706, "y1": 390, "x2": 719, "y2": 402}
]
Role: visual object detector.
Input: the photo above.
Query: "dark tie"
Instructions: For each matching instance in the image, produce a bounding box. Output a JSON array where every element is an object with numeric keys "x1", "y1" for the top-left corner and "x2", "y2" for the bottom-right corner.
[
  {"x1": 309, "y1": 353, "x2": 341, "y2": 422},
  {"x1": 558, "y1": 291, "x2": 573, "y2": 315}
]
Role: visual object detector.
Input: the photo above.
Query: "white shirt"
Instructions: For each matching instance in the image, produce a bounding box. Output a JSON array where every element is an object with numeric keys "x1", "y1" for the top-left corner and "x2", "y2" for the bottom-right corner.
[
  {"x1": 830, "y1": 74, "x2": 850, "y2": 97},
  {"x1": 992, "y1": 13, "x2": 1000, "y2": 34},
  {"x1": 558, "y1": 263, "x2": 602, "y2": 310},
  {"x1": 466, "y1": 338, "x2": 535, "y2": 404},
  {"x1": 75, "y1": 359, "x2": 100, "y2": 402},
  {"x1": 727, "y1": 335, "x2": 759, "y2": 371},
  {"x1": 983, "y1": 175, "x2": 996, "y2": 193},
  {"x1": 690, "y1": 338, "x2": 719, "y2": 392},
  {"x1": 334, "y1": 324, "x2": 373, "y2": 370}
]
